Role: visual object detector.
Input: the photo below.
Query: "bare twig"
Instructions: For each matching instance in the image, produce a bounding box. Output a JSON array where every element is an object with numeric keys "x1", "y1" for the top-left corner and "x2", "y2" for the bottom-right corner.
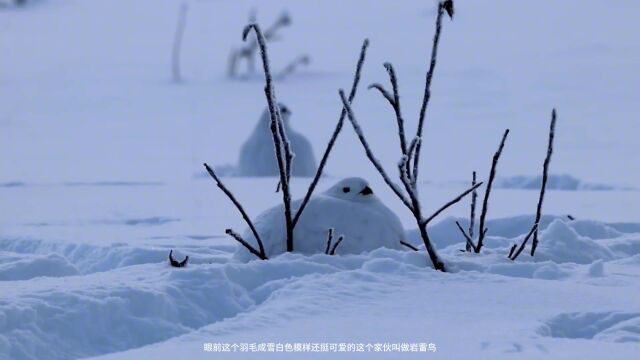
[
  {"x1": 384, "y1": 63, "x2": 408, "y2": 157},
  {"x1": 566, "y1": 214, "x2": 575, "y2": 221},
  {"x1": 343, "y1": 1, "x2": 455, "y2": 272},
  {"x1": 368, "y1": 63, "x2": 408, "y2": 155},
  {"x1": 509, "y1": 224, "x2": 538, "y2": 261},
  {"x1": 325, "y1": 228, "x2": 334, "y2": 255},
  {"x1": 169, "y1": 250, "x2": 189, "y2": 268},
  {"x1": 455, "y1": 221, "x2": 477, "y2": 252},
  {"x1": 171, "y1": 3, "x2": 188, "y2": 83},
  {"x1": 243, "y1": 23, "x2": 294, "y2": 252},
  {"x1": 229, "y1": 11, "x2": 291, "y2": 78},
  {"x1": 368, "y1": 84, "x2": 394, "y2": 105},
  {"x1": 508, "y1": 244, "x2": 516, "y2": 259},
  {"x1": 531, "y1": 109, "x2": 557, "y2": 256},
  {"x1": 339, "y1": 90, "x2": 414, "y2": 210},
  {"x1": 226, "y1": 229, "x2": 268, "y2": 260},
  {"x1": 292, "y1": 39, "x2": 369, "y2": 228},
  {"x1": 204, "y1": 163, "x2": 267, "y2": 258},
  {"x1": 369, "y1": 62, "x2": 411, "y2": 181},
  {"x1": 476, "y1": 129, "x2": 509, "y2": 253},
  {"x1": 276, "y1": 55, "x2": 311, "y2": 81},
  {"x1": 422, "y1": 181, "x2": 484, "y2": 226},
  {"x1": 329, "y1": 235, "x2": 344, "y2": 255},
  {"x1": 443, "y1": 0, "x2": 455, "y2": 19},
  {"x1": 467, "y1": 171, "x2": 477, "y2": 251},
  {"x1": 413, "y1": 0, "x2": 450, "y2": 182},
  {"x1": 400, "y1": 240, "x2": 419, "y2": 251}
]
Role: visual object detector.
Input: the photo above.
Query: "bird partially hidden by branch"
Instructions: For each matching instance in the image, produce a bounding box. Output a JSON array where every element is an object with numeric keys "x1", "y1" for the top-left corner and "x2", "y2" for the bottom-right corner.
[{"x1": 169, "y1": 250, "x2": 189, "y2": 268}]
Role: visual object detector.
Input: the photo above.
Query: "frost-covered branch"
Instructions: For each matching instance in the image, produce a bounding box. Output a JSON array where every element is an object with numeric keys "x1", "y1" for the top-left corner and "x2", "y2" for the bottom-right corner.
[
  {"x1": 243, "y1": 23, "x2": 294, "y2": 252},
  {"x1": 171, "y1": 3, "x2": 188, "y2": 83},
  {"x1": 203, "y1": 163, "x2": 267, "y2": 258},
  {"x1": 422, "y1": 181, "x2": 484, "y2": 226},
  {"x1": 531, "y1": 109, "x2": 557, "y2": 256},
  {"x1": 476, "y1": 129, "x2": 509, "y2": 253},
  {"x1": 412, "y1": 0, "x2": 452, "y2": 182},
  {"x1": 292, "y1": 39, "x2": 370, "y2": 228},
  {"x1": 339, "y1": 90, "x2": 414, "y2": 210},
  {"x1": 226, "y1": 229, "x2": 268, "y2": 260},
  {"x1": 369, "y1": 62, "x2": 411, "y2": 181},
  {"x1": 342, "y1": 2, "x2": 457, "y2": 272},
  {"x1": 228, "y1": 11, "x2": 291, "y2": 78}
]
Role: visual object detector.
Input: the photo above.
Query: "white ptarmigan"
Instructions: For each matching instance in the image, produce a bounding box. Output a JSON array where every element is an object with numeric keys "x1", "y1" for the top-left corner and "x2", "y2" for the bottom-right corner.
[
  {"x1": 233, "y1": 177, "x2": 406, "y2": 261},
  {"x1": 237, "y1": 104, "x2": 317, "y2": 177}
]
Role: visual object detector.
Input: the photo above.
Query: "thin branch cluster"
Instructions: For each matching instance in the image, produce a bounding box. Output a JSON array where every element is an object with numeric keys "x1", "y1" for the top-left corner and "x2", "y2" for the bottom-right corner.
[
  {"x1": 228, "y1": 11, "x2": 309, "y2": 80},
  {"x1": 341, "y1": 0, "x2": 484, "y2": 272},
  {"x1": 204, "y1": 26, "x2": 369, "y2": 260},
  {"x1": 204, "y1": 1, "x2": 558, "y2": 268}
]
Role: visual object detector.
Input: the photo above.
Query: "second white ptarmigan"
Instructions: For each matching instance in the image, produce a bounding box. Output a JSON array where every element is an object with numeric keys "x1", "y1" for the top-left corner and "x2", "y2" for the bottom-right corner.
[
  {"x1": 237, "y1": 104, "x2": 317, "y2": 177},
  {"x1": 233, "y1": 177, "x2": 406, "y2": 261}
]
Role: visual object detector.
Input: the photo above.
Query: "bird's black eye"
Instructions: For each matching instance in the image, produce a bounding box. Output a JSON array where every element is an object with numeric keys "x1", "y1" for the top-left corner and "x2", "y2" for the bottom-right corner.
[{"x1": 342, "y1": 187, "x2": 350, "y2": 193}]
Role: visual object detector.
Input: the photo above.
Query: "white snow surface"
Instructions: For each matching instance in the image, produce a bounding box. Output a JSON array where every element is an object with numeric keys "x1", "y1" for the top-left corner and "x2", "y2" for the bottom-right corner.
[{"x1": 1, "y1": 0, "x2": 639, "y2": 359}]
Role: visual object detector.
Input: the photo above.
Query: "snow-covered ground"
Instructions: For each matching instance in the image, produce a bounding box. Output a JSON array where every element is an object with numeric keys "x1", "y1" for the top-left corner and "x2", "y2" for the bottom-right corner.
[{"x1": 1, "y1": 0, "x2": 639, "y2": 359}]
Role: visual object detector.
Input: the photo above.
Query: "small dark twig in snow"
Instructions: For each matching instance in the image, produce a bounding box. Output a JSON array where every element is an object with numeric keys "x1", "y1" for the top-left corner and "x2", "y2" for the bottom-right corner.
[
  {"x1": 169, "y1": 250, "x2": 189, "y2": 267},
  {"x1": 400, "y1": 241, "x2": 419, "y2": 252},
  {"x1": 476, "y1": 129, "x2": 509, "y2": 253},
  {"x1": 203, "y1": 163, "x2": 266, "y2": 258},
  {"x1": 531, "y1": 109, "x2": 557, "y2": 256},
  {"x1": 325, "y1": 228, "x2": 334, "y2": 255},
  {"x1": 467, "y1": 171, "x2": 477, "y2": 251},
  {"x1": 567, "y1": 214, "x2": 575, "y2": 221},
  {"x1": 293, "y1": 39, "x2": 369, "y2": 228},
  {"x1": 329, "y1": 235, "x2": 344, "y2": 255}
]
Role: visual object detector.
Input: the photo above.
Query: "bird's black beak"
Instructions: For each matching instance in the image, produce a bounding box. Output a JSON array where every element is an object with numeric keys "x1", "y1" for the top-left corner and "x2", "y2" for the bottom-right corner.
[{"x1": 359, "y1": 186, "x2": 373, "y2": 195}]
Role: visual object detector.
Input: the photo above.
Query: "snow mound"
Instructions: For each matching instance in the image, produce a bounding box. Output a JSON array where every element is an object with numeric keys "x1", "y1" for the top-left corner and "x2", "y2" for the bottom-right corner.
[
  {"x1": 493, "y1": 174, "x2": 629, "y2": 191},
  {"x1": 539, "y1": 312, "x2": 640, "y2": 343},
  {"x1": 0, "y1": 238, "x2": 218, "y2": 274},
  {"x1": 0, "y1": 252, "x2": 78, "y2": 281},
  {"x1": 534, "y1": 220, "x2": 614, "y2": 264},
  {"x1": 0, "y1": 250, "x2": 429, "y2": 360},
  {"x1": 587, "y1": 259, "x2": 605, "y2": 277},
  {"x1": 408, "y1": 214, "x2": 560, "y2": 250}
]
